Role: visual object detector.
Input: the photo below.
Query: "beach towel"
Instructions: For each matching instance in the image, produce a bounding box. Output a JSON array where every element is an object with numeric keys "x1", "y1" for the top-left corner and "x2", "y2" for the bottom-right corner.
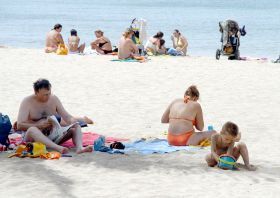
[
  {"x1": 61, "y1": 132, "x2": 128, "y2": 148},
  {"x1": 111, "y1": 56, "x2": 148, "y2": 63},
  {"x1": 123, "y1": 138, "x2": 206, "y2": 155},
  {"x1": 9, "y1": 132, "x2": 128, "y2": 148},
  {"x1": 83, "y1": 47, "x2": 100, "y2": 55},
  {"x1": 111, "y1": 58, "x2": 139, "y2": 62},
  {"x1": 240, "y1": 56, "x2": 268, "y2": 62}
]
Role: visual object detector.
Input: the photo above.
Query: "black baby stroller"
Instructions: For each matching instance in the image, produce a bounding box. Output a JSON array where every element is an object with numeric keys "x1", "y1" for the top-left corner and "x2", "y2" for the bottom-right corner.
[{"x1": 216, "y1": 20, "x2": 246, "y2": 60}]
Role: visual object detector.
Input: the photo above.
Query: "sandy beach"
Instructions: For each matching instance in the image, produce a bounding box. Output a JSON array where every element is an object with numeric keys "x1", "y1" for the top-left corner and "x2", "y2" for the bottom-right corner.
[{"x1": 0, "y1": 48, "x2": 279, "y2": 198}]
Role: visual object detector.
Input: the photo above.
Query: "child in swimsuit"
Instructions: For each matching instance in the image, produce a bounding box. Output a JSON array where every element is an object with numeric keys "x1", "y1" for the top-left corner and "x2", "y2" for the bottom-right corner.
[{"x1": 205, "y1": 121, "x2": 256, "y2": 171}]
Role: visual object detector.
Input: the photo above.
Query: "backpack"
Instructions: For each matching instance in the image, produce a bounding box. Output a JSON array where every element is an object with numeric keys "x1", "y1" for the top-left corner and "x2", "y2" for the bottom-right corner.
[{"x1": 0, "y1": 113, "x2": 12, "y2": 146}]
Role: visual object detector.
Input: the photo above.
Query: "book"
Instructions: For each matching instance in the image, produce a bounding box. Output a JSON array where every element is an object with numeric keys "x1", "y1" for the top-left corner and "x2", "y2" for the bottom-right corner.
[{"x1": 47, "y1": 115, "x2": 78, "y2": 144}]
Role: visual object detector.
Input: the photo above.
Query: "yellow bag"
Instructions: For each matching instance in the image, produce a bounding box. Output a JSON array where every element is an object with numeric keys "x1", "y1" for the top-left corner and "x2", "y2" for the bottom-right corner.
[
  {"x1": 8, "y1": 142, "x2": 47, "y2": 158},
  {"x1": 56, "y1": 44, "x2": 68, "y2": 55},
  {"x1": 32, "y1": 142, "x2": 47, "y2": 157}
]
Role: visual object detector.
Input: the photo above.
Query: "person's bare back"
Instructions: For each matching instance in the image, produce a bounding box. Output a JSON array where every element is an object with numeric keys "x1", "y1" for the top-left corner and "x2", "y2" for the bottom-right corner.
[
  {"x1": 118, "y1": 29, "x2": 138, "y2": 59},
  {"x1": 162, "y1": 85, "x2": 215, "y2": 146},
  {"x1": 68, "y1": 36, "x2": 80, "y2": 52},
  {"x1": 167, "y1": 99, "x2": 202, "y2": 135},
  {"x1": 67, "y1": 29, "x2": 85, "y2": 53},
  {"x1": 45, "y1": 24, "x2": 64, "y2": 53},
  {"x1": 118, "y1": 37, "x2": 138, "y2": 59}
]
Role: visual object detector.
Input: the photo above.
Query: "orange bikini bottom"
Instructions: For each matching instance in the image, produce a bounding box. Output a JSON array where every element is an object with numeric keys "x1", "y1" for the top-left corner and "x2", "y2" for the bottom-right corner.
[{"x1": 167, "y1": 130, "x2": 194, "y2": 146}]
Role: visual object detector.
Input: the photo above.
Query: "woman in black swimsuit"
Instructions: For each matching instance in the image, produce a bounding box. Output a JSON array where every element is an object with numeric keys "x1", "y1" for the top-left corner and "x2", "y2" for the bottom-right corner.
[{"x1": 90, "y1": 30, "x2": 113, "y2": 54}]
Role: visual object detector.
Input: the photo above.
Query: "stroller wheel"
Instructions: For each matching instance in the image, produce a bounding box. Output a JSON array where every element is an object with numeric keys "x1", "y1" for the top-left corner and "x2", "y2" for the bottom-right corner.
[
  {"x1": 234, "y1": 50, "x2": 240, "y2": 60},
  {"x1": 216, "y1": 49, "x2": 221, "y2": 60}
]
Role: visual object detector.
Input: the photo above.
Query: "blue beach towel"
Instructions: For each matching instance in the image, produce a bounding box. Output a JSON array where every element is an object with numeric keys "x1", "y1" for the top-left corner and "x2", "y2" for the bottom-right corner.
[
  {"x1": 123, "y1": 139, "x2": 201, "y2": 154},
  {"x1": 111, "y1": 58, "x2": 139, "y2": 62}
]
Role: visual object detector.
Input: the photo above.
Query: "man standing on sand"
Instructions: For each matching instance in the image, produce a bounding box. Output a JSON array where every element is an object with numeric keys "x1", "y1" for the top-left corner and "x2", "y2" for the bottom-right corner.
[
  {"x1": 45, "y1": 24, "x2": 64, "y2": 53},
  {"x1": 17, "y1": 79, "x2": 92, "y2": 154}
]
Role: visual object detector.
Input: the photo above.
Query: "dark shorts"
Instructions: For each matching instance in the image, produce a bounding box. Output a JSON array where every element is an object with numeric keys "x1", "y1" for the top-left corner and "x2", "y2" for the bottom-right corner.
[{"x1": 103, "y1": 50, "x2": 113, "y2": 54}]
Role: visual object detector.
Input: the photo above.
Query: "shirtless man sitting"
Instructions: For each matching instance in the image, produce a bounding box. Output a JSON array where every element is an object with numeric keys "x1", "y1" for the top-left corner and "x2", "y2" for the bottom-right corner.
[
  {"x1": 68, "y1": 29, "x2": 85, "y2": 53},
  {"x1": 17, "y1": 79, "x2": 92, "y2": 154},
  {"x1": 118, "y1": 28, "x2": 139, "y2": 59},
  {"x1": 45, "y1": 24, "x2": 64, "y2": 53}
]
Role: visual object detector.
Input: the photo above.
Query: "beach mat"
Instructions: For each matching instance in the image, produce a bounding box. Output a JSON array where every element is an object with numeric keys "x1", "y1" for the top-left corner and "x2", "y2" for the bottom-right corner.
[
  {"x1": 61, "y1": 132, "x2": 129, "y2": 148},
  {"x1": 9, "y1": 132, "x2": 129, "y2": 148},
  {"x1": 240, "y1": 56, "x2": 268, "y2": 62},
  {"x1": 123, "y1": 138, "x2": 207, "y2": 155},
  {"x1": 111, "y1": 58, "x2": 140, "y2": 62}
]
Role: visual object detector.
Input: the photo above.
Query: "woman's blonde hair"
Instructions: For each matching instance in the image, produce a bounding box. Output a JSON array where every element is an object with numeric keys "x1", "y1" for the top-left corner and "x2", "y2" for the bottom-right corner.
[
  {"x1": 95, "y1": 29, "x2": 104, "y2": 36},
  {"x1": 123, "y1": 28, "x2": 133, "y2": 38}
]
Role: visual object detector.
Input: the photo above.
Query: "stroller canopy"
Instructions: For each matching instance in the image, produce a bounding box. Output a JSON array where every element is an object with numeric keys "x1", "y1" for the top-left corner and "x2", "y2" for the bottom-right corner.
[{"x1": 130, "y1": 18, "x2": 148, "y2": 45}]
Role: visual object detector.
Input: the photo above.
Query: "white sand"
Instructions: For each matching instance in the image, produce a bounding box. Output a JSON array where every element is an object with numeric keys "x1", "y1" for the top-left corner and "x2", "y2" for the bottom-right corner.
[{"x1": 0, "y1": 48, "x2": 279, "y2": 198}]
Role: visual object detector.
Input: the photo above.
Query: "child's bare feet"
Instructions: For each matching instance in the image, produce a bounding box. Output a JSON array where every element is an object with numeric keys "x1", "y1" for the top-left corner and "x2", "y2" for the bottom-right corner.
[
  {"x1": 84, "y1": 116, "x2": 94, "y2": 124},
  {"x1": 76, "y1": 146, "x2": 93, "y2": 154},
  {"x1": 246, "y1": 164, "x2": 257, "y2": 171}
]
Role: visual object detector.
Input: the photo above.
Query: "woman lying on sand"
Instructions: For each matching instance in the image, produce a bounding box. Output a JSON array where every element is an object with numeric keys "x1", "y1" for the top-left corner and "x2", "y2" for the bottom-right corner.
[{"x1": 161, "y1": 85, "x2": 216, "y2": 146}]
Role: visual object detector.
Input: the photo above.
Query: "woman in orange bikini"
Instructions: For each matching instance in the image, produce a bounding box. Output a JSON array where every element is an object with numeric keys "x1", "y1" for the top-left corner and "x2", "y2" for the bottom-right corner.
[{"x1": 161, "y1": 85, "x2": 216, "y2": 146}]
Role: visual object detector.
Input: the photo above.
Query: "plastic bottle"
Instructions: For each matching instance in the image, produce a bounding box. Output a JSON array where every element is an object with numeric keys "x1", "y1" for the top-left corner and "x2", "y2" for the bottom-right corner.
[{"x1": 207, "y1": 125, "x2": 214, "y2": 131}]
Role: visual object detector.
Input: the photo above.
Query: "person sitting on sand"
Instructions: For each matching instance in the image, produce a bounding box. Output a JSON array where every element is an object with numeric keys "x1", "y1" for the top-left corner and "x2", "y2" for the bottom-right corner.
[
  {"x1": 205, "y1": 121, "x2": 256, "y2": 171},
  {"x1": 161, "y1": 85, "x2": 216, "y2": 146},
  {"x1": 144, "y1": 31, "x2": 164, "y2": 55},
  {"x1": 118, "y1": 28, "x2": 139, "y2": 59},
  {"x1": 155, "y1": 39, "x2": 167, "y2": 55},
  {"x1": 68, "y1": 29, "x2": 85, "y2": 53},
  {"x1": 45, "y1": 24, "x2": 64, "y2": 53},
  {"x1": 91, "y1": 30, "x2": 112, "y2": 54},
  {"x1": 16, "y1": 79, "x2": 93, "y2": 154},
  {"x1": 168, "y1": 29, "x2": 188, "y2": 56}
]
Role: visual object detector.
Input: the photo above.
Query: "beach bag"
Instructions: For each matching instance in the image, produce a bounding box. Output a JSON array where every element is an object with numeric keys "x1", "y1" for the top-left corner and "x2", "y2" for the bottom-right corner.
[
  {"x1": 8, "y1": 142, "x2": 61, "y2": 159},
  {"x1": 0, "y1": 113, "x2": 12, "y2": 146},
  {"x1": 8, "y1": 142, "x2": 47, "y2": 158},
  {"x1": 56, "y1": 44, "x2": 68, "y2": 55}
]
